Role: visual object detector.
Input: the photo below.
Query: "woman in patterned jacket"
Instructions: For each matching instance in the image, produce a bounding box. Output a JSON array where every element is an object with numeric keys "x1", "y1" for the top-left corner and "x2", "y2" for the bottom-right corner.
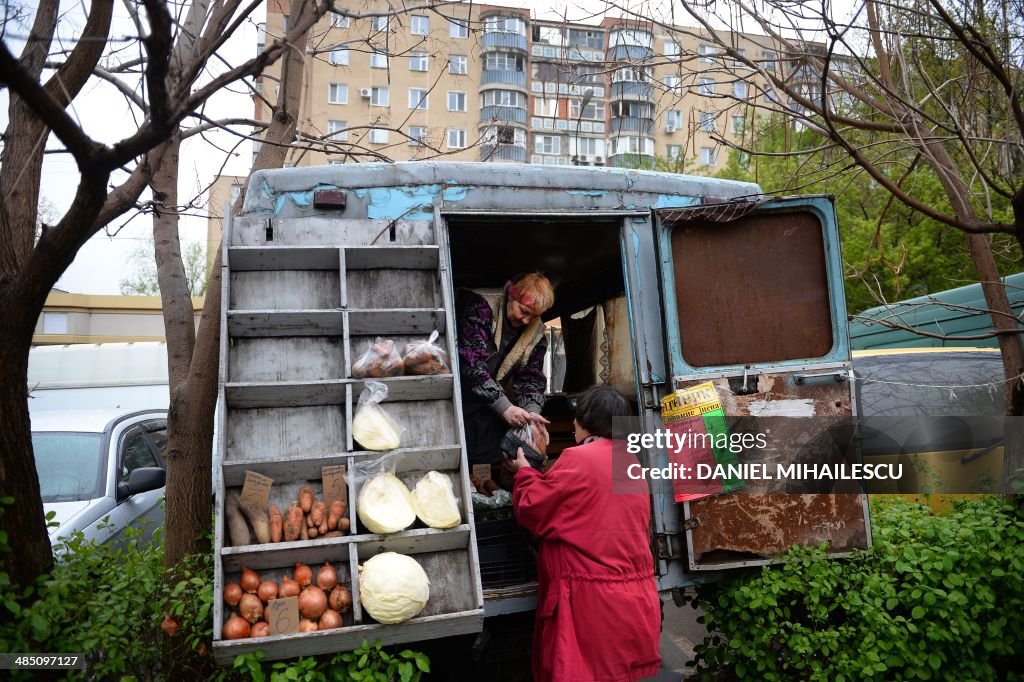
[{"x1": 455, "y1": 272, "x2": 554, "y2": 466}]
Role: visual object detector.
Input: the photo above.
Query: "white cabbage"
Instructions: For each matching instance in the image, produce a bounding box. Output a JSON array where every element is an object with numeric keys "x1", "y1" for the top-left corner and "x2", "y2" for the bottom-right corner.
[
  {"x1": 412, "y1": 471, "x2": 461, "y2": 529},
  {"x1": 357, "y1": 473, "x2": 417, "y2": 534},
  {"x1": 352, "y1": 404, "x2": 401, "y2": 451},
  {"x1": 359, "y1": 552, "x2": 430, "y2": 624}
]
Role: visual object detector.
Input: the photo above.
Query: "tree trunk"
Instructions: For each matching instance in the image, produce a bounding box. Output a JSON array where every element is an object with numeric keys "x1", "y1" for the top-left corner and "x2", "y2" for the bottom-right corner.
[{"x1": 0, "y1": 289, "x2": 53, "y2": 587}]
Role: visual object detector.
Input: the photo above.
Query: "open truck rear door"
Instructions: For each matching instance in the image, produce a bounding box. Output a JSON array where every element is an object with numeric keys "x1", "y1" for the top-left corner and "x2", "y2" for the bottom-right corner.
[{"x1": 649, "y1": 196, "x2": 871, "y2": 574}]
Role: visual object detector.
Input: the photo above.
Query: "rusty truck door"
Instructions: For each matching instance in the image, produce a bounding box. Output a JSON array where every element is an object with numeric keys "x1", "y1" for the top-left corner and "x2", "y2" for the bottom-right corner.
[{"x1": 652, "y1": 197, "x2": 871, "y2": 572}]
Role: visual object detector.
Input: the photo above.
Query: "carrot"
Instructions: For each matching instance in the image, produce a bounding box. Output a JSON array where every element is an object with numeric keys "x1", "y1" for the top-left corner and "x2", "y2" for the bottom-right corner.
[
  {"x1": 338, "y1": 517, "x2": 351, "y2": 533},
  {"x1": 284, "y1": 503, "x2": 304, "y2": 542},
  {"x1": 327, "y1": 500, "x2": 345, "y2": 531},
  {"x1": 268, "y1": 504, "x2": 283, "y2": 543},
  {"x1": 298, "y1": 485, "x2": 315, "y2": 514},
  {"x1": 310, "y1": 499, "x2": 327, "y2": 528}
]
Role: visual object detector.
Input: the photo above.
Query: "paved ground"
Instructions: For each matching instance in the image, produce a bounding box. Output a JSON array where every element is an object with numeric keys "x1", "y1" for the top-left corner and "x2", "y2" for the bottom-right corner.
[{"x1": 652, "y1": 597, "x2": 708, "y2": 680}]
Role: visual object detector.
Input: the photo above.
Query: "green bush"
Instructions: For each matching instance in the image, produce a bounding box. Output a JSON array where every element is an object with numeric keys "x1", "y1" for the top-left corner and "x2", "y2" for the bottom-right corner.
[{"x1": 690, "y1": 496, "x2": 1024, "y2": 681}]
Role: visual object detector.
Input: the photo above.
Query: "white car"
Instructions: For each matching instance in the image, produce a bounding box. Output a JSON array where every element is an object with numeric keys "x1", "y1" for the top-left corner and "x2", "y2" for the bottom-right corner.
[{"x1": 31, "y1": 409, "x2": 169, "y2": 550}]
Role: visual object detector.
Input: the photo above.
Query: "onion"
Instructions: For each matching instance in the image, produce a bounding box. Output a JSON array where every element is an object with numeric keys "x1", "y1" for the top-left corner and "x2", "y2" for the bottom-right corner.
[
  {"x1": 316, "y1": 561, "x2": 338, "y2": 591},
  {"x1": 280, "y1": 574, "x2": 300, "y2": 598},
  {"x1": 240, "y1": 566, "x2": 260, "y2": 593},
  {"x1": 294, "y1": 561, "x2": 313, "y2": 589},
  {"x1": 223, "y1": 613, "x2": 251, "y2": 640},
  {"x1": 239, "y1": 592, "x2": 264, "y2": 624},
  {"x1": 257, "y1": 579, "x2": 278, "y2": 604},
  {"x1": 251, "y1": 621, "x2": 271, "y2": 638},
  {"x1": 223, "y1": 581, "x2": 243, "y2": 606},
  {"x1": 298, "y1": 585, "x2": 327, "y2": 620},
  {"x1": 329, "y1": 586, "x2": 353, "y2": 613},
  {"x1": 298, "y1": 618, "x2": 318, "y2": 632},
  {"x1": 319, "y1": 608, "x2": 343, "y2": 630}
]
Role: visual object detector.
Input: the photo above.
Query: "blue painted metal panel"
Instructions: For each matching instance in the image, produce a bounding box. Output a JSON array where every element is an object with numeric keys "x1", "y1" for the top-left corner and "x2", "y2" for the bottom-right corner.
[
  {"x1": 480, "y1": 32, "x2": 527, "y2": 51},
  {"x1": 655, "y1": 196, "x2": 850, "y2": 379}
]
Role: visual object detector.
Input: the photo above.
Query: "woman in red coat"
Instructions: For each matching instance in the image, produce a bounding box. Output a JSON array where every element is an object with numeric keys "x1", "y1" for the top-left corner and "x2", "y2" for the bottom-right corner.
[{"x1": 510, "y1": 385, "x2": 662, "y2": 682}]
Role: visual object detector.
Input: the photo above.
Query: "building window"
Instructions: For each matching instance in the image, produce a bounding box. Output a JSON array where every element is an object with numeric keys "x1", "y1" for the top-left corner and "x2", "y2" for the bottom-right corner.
[
  {"x1": 699, "y1": 78, "x2": 715, "y2": 96},
  {"x1": 664, "y1": 75, "x2": 682, "y2": 93},
  {"x1": 330, "y1": 13, "x2": 350, "y2": 28},
  {"x1": 569, "y1": 98, "x2": 604, "y2": 119},
  {"x1": 328, "y1": 83, "x2": 348, "y2": 104},
  {"x1": 447, "y1": 128, "x2": 466, "y2": 148},
  {"x1": 613, "y1": 66, "x2": 650, "y2": 83},
  {"x1": 482, "y1": 89, "x2": 524, "y2": 108},
  {"x1": 370, "y1": 86, "x2": 389, "y2": 106},
  {"x1": 449, "y1": 55, "x2": 467, "y2": 74},
  {"x1": 448, "y1": 91, "x2": 467, "y2": 112},
  {"x1": 371, "y1": 16, "x2": 388, "y2": 32},
  {"x1": 733, "y1": 48, "x2": 746, "y2": 67},
  {"x1": 409, "y1": 52, "x2": 428, "y2": 71},
  {"x1": 327, "y1": 120, "x2": 348, "y2": 141},
  {"x1": 699, "y1": 44, "x2": 716, "y2": 64},
  {"x1": 409, "y1": 126, "x2": 428, "y2": 146},
  {"x1": 409, "y1": 88, "x2": 428, "y2": 110},
  {"x1": 370, "y1": 51, "x2": 388, "y2": 69},
  {"x1": 700, "y1": 146, "x2": 717, "y2": 166},
  {"x1": 731, "y1": 115, "x2": 745, "y2": 134},
  {"x1": 762, "y1": 50, "x2": 777, "y2": 73},
  {"x1": 534, "y1": 97, "x2": 557, "y2": 117},
  {"x1": 42, "y1": 312, "x2": 68, "y2": 334},
  {"x1": 484, "y1": 52, "x2": 524, "y2": 71},
  {"x1": 369, "y1": 128, "x2": 389, "y2": 144},
  {"x1": 734, "y1": 81, "x2": 748, "y2": 99},
  {"x1": 535, "y1": 135, "x2": 561, "y2": 154},
  {"x1": 328, "y1": 47, "x2": 349, "y2": 65},
  {"x1": 411, "y1": 15, "x2": 429, "y2": 35},
  {"x1": 449, "y1": 18, "x2": 469, "y2": 38},
  {"x1": 568, "y1": 28, "x2": 603, "y2": 49},
  {"x1": 665, "y1": 110, "x2": 683, "y2": 130},
  {"x1": 699, "y1": 111, "x2": 716, "y2": 133},
  {"x1": 665, "y1": 41, "x2": 680, "y2": 56},
  {"x1": 230, "y1": 183, "x2": 243, "y2": 205},
  {"x1": 574, "y1": 137, "x2": 602, "y2": 156},
  {"x1": 484, "y1": 16, "x2": 526, "y2": 35},
  {"x1": 666, "y1": 144, "x2": 682, "y2": 159},
  {"x1": 613, "y1": 136, "x2": 654, "y2": 155}
]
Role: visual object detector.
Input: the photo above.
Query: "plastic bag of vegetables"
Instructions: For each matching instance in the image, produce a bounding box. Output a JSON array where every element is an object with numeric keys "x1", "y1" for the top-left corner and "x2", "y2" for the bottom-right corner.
[
  {"x1": 352, "y1": 337, "x2": 404, "y2": 378},
  {"x1": 401, "y1": 330, "x2": 451, "y2": 376},
  {"x1": 352, "y1": 381, "x2": 402, "y2": 451}
]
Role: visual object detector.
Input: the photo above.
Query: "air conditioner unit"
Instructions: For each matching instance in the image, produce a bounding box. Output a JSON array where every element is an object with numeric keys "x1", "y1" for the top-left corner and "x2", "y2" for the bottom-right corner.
[
  {"x1": 665, "y1": 124, "x2": 676, "y2": 133},
  {"x1": 594, "y1": 156, "x2": 604, "y2": 164},
  {"x1": 359, "y1": 88, "x2": 372, "y2": 98}
]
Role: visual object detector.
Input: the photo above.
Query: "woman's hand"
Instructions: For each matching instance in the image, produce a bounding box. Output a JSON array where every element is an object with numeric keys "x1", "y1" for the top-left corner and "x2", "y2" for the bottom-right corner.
[
  {"x1": 502, "y1": 405, "x2": 532, "y2": 427},
  {"x1": 508, "y1": 447, "x2": 530, "y2": 474}
]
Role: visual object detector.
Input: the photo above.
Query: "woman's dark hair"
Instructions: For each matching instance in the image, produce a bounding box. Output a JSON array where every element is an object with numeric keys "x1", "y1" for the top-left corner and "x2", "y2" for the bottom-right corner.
[{"x1": 574, "y1": 385, "x2": 632, "y2": 439}]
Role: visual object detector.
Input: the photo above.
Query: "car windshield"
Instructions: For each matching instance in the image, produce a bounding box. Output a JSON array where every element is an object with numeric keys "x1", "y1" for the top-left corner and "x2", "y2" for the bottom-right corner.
[{"x1": 32, "y1": 432, "x2": 105, "y2": 502}]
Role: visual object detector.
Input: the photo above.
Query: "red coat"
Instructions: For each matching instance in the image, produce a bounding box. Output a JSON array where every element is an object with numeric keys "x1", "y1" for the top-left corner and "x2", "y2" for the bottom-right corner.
[{"x1": 513, "y1": 438, "x2": 662, "y2": 682}]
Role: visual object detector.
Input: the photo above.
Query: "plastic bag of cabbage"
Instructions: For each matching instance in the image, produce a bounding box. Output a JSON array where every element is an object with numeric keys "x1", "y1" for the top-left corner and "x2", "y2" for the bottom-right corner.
[
  {"x1": 359, "y1": 552, "x2": 430, "y2": 624},
  {"x1": 352, "y1": 380, "x2": 402, "y2": 451},
  {"x1": 357, "y1": 470, "x2": 461, "y2": 533}
]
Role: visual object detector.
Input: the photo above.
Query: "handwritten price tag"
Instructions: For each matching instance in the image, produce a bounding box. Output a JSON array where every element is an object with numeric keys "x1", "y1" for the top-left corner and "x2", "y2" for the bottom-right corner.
[
  {"x1": 266, "y1": 596, "x2": 299, "y2": 635},
  {"x1": 472, "y1": 464, "x2": 492, "y2": 483},
  {"x1": 322, "y1": 465, "x2": 347, "y2": 505},
  {"x1": 240, "y1": 470, "x2": 274, "y2": 511}
]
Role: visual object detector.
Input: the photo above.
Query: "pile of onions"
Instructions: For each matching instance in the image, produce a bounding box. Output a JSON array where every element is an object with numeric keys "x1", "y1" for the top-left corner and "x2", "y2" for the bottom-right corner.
[{"x1": 221, "y1": 561, "x2": 351, "y2": 639}]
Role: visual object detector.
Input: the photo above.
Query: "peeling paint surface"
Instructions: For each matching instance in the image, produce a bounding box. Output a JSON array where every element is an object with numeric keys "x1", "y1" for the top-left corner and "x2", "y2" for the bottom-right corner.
[
  {"x1": 566, "y1": 189, "x2": 609, "y2": 197},
  {"x1": 746, "y1": 398, "x2": 817, "y2": 417},
  {"x1": 654, "y1": 195, "x2": 701, "y2": 210},
  {"x1": 352, "y1": 184, "x2": 441, "y2": 220},
  {"x1": 441, "y1": 186, "x2": 470, "y2": 202}
]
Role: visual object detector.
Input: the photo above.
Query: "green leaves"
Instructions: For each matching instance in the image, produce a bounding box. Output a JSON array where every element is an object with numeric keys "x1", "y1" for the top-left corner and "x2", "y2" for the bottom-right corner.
[{"x1": 690, "y1": 496, "x2": 1024, "y2": 681}]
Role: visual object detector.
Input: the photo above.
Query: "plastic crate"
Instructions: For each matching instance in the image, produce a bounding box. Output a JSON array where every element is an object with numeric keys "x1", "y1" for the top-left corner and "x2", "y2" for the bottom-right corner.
[{"x1": 474, "y1": 508, "x2": 537, "y2": 588}]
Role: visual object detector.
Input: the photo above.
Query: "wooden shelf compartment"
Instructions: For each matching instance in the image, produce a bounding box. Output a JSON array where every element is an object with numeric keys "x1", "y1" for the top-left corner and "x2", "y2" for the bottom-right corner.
[
  {"x1": 224, "y1": 405, "x2": 346, "y2": 466},
  {"x1": 225, "y1": 380, "x2": 346, "y2": 409},
  {"x1": 344, "y1": 245, "x2": 439, "y2": 270},
  {"x1": 229, "y1": 246, "x2": 342, "y2": 271},
  {"x1": 346, "y1": 309, "x2": 446, "y2": 336},
  {"x1": 228, "y1": 310, "x2": 343, "y2": 337}
]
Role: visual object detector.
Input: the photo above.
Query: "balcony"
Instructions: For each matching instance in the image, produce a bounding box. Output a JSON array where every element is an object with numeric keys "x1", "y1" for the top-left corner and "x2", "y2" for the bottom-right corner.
[
  {"x1": 608, "y1": 153, "x2": 655, "y2": 169},
  {"x1": 480, "y1": 105, "x2": 528, "y2": 125},
  {"x1": 482, "y1": 70, "x2": 527, "y2": 88},
  {"x1": 611, "y1": 81, "x2": 654, "y2": 100},
  {"x1": 481, "y1": 31, "x2": 528, "y2": 52},
  {"x1": 479, "y1": 144, "x2": 528, "y2": 162},
  {"x1": 607, "y1": 44, "x2": 653, "y2": 62},
  {"x1": 610, "y1": 115, "x2": 654, "y2": 135}
]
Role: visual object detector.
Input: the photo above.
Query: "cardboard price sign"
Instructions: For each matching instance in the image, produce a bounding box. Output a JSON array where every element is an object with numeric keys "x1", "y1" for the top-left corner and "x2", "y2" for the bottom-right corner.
[
  {"x1": 322, "y1": 465, "x2": 347, "y2": 505},
  {"x1": 472, "y1": 464, "x2": 492, "y2": 482},
  {"x1": 266, "y1": 596, "x2": 299, "y2": 635},
  {"x1": 240, "y1": 470, "x2": 274, "y2": 510}
]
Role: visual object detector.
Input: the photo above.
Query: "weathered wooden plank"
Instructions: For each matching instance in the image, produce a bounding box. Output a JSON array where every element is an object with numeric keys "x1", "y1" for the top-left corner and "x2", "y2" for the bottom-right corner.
[
  {"x1": 212, "y1": 610, "x2": 484, "y2": 665},
  {"x1": 362, "y1": 400, "x2": 456, "y2": 450},
  {"x1": 345, "y1": 245, "x2": 439, "y2": 270},
  {"x1": 230, "y1": 337, "x2": 344, "y2": 383},
  {"x1": 231, "y1": 271, "x2": 340, "y2": 310},
  {"x1": 225, "y1": 380, "x2": 346, "y2": 408},
  {"x1": 347, "y1": 309, "x2": 446, "y2": 335},
  {"x1": 228, "y1": 246, "x2": 342, "y2": 271},
  {"x1": 222, "y1": 537, "x2": 356, "y2": 573},
  {"x1": 349, "y1": 375, "x2": 453, "y2": 402},
  {"x1": 230, "y1": 217, "x2": 435, "y2": 247},
  {"x1": 228, "y1": 311, "x2": 343, "y2": 337},
  {"x1": 346, "y1": 270, "x2": 441, "y2": 309},
  {"x1": 226, "y1": 406, "x2": 345, "y2": 463},
  {"x1": 352, "y1": 527, "x2": 471, "y2": 560},
  {"x1": 221, "y1": 452, "x2": 351, "y2": 488}
]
